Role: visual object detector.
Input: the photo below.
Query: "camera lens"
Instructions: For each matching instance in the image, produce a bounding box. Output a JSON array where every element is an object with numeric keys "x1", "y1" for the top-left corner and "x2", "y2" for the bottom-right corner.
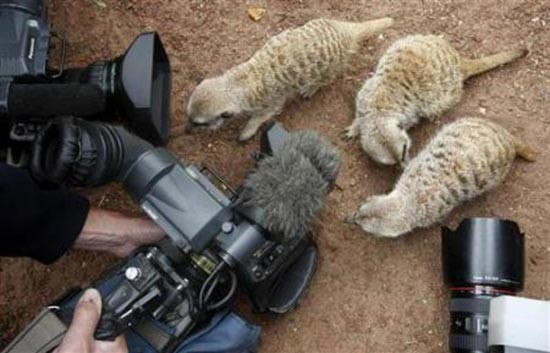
[{"x1": 441, "y1": 218, "x2": 524, "y2": 353}]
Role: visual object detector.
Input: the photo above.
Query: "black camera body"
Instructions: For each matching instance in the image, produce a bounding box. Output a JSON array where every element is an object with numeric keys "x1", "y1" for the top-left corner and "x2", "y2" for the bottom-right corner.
[{"x1": 0, "y1": 0, "x2": 171, "y2": 166}]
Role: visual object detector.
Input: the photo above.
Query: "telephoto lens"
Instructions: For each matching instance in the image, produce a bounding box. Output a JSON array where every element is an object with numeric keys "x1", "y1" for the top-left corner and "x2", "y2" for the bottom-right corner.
[{"x1": 441, "y1": 218, "x2": 525, "y2": 353}]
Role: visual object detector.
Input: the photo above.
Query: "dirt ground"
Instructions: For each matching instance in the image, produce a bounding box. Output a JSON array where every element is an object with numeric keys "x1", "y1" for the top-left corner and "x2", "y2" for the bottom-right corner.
[{"x1": 1, "y1": 0, "x2": 549, "y2": 352}]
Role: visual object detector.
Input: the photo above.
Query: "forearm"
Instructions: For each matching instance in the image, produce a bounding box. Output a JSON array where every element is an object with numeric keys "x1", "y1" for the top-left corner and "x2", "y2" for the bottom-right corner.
[{"x1": 74, "y1": 208, "x2": 165, "y2": 257}]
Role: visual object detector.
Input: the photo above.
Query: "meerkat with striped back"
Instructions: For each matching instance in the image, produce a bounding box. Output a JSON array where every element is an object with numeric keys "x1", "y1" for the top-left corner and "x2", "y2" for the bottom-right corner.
[
  {"x1": 186, "y1": 17, "x2": 394, "y2": 141},
  {"x1": 347, "y1": 118, "x2": 536, "y2": 238},
  {"x1": 344, "y1": 35, "x2": 527, "y2": 166}
]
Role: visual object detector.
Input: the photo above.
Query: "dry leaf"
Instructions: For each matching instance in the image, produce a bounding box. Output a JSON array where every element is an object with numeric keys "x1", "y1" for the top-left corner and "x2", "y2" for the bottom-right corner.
[
  {"x1": 248, "y1": 6, "x2": 266, "y2": 21},
  {"x1": 93, "y1": 0, "x2": 107, "y2": 8}
]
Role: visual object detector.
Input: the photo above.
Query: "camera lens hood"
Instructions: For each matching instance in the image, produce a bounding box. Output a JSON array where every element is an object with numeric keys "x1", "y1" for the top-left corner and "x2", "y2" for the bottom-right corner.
[
  {"x1": 115, "y1": 32, "x2": 171, "y2": 146},
  {"x1": 442, "y1": 217, "x2": 525, "y2": 291}
]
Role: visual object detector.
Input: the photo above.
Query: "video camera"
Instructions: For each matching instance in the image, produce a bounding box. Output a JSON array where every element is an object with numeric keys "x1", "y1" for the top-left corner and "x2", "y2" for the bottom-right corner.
[
  {"x1": 4, "y1": 121, "x2": 330, "y2": 353},
  {"x1": 0, "y1": 0, "x2": 171, "y2": 166}
]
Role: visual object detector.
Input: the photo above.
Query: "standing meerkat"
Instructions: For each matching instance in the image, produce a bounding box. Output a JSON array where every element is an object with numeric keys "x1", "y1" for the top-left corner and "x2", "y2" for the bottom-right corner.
[
  {"x1": 186, "y1": 17, "x2": 394, "y2": 141},
  {"x1": 347, "y1": 118, "x2": 536, "y2": 238},
  {"x1": 344, "y1": 35, "x2": 527, "y2": 166}
]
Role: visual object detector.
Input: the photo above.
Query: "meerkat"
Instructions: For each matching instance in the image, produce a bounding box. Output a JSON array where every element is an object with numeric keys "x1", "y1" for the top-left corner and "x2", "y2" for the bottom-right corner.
[
  {"x1": 186, "y1": 17, "x2": 394, "y2": 141},
  {"x1": 347, "y1": 117, "x2": 536, "y2": 238},
  {"x1": 344, "y1": 35, "x2": 527, "y2": 166}
]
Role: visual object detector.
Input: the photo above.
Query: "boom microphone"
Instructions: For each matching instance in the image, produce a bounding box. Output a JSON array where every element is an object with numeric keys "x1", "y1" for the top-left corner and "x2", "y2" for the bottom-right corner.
[{"x1": 241, "y1": 130, "x2": 341, "y2": 243}]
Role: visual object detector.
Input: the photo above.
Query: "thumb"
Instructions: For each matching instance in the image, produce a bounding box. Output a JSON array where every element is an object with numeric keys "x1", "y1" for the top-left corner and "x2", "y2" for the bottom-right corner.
[{"x1": 63, "y1": 288, "x2": 103, "y2": 346}]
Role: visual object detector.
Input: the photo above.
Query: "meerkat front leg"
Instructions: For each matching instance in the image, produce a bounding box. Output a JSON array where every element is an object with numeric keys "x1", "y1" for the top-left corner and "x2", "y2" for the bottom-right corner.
[
  {"x1": 239, "y1": 113, "x2": 274, "y2": 141},
  {"x1": 343, "y1": 118, "x2": 361, "y2": 141}
]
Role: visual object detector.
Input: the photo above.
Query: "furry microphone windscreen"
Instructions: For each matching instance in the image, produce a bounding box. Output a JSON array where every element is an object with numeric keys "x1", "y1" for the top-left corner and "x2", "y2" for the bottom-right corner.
[
  {"x1": 242, "y1": 131, "x2": 341, "y2": 242},
  {"x1": 282, "y1": 131, "x2": 341, "y2": 185}
]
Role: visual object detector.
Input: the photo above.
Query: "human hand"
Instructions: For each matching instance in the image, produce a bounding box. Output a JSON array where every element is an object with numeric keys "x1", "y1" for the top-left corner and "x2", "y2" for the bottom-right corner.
[
  {"x1": 75, "y1": 208, "x2": 165, "y2": 257},
  {"x1": 54, "y1": 288, "x2": 128, "y2": 353}
]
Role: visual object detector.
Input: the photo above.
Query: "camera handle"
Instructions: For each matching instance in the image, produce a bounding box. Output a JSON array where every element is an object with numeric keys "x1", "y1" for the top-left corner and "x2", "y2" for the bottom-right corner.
[{"x1": 6, "y1": 83, "x2": 105, "y2": 118}]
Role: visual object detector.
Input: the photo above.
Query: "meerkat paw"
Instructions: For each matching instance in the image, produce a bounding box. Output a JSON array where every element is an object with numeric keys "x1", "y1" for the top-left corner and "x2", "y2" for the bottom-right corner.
[
  {"x1": 238, "y1": 128, "x2": 257, "y2": 142},
  {"x1": 368, "y1": 230, "x2": 402, "y2": 239},
  {"x1": 342, "y1": 125, "x2": 358, "y2": 141},
  {"x1": 344, "y1": 212, "x2": 358, "y2": 224},
  {"x1": 354, "y1": 214, "x2": 407, "y2": 238}
]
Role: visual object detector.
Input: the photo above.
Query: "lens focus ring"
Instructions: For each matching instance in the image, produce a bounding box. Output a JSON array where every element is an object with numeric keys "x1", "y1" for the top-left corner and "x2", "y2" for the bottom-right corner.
[
  {"x1": 450, "y1": 298, "x2": 490, "y2": 314},
  {"x1": 449, "y1": 333, "x2": 488, "y2": 352}
]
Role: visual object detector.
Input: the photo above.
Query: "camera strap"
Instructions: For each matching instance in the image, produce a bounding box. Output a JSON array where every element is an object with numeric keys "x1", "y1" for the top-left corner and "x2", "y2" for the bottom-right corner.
[{"x1": 1, "y1": 308, "x2": 67, "y2": 353}]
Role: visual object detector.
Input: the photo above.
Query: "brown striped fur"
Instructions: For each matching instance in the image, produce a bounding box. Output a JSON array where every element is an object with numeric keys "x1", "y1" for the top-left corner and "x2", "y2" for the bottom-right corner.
[
  {"x1": 186, "y1": 17, "x2": 394, "y2": 141},
  {"x1": 345, "y1": 35, "x2": 527, "y2": 166},
  {"x1": 347, "y1": 118, "x2": 536, "y2": 237}
]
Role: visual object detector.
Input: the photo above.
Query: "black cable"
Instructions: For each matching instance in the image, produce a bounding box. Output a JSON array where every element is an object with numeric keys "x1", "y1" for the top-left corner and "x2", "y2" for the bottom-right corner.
[
  {"x1": 198, "y1": 262, "x2": 225, "y2": 311},
  {"x1": 204, "y1": 274, "x2": 220, "y2": 305},
  {"x1": 206, "y1": 270, "x2": 237, "y2": 312}
]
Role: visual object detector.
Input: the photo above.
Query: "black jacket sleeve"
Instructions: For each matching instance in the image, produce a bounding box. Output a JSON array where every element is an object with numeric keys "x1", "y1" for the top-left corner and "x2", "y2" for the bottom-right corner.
[{"x1": 0, "y1": 163, "x2": 90, "y2": 264}]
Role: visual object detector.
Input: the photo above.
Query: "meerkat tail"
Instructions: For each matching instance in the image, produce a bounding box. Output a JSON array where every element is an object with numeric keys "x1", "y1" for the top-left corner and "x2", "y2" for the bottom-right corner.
[
  {"x1": 513, "y1": 136, "x2": 537, "y2": 162},
  {"x1": 332, "y1": 17, "x2": 394, "y2": 41},
  {"x1": 461, "y1": 48, "x2": 528, "y2": 78}
]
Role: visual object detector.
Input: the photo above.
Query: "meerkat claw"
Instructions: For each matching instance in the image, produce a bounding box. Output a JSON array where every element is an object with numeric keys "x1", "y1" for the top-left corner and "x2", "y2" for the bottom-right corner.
[
  {"x1": 344, "y1": 213, "x2": 358, "y2": 224},
  {"x1": 342, "y1": 126, "x2": 357, "y2": 141}
]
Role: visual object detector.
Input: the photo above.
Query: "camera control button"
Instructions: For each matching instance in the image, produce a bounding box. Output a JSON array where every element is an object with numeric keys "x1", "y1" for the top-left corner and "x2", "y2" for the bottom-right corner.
[
  {"x1": 222, "y1": 222, "x2": 234, "y2": 234},
  {"x1": 125, "y1": 267, "x2": 142, "y2": 281},
  {"x1": 251, "y1": 266, "x2": 263, "y2": 278}
]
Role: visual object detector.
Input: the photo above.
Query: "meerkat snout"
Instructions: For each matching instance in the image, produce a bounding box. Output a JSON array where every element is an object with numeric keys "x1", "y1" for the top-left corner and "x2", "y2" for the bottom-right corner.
[
  {"x1": 359, "y1": 115, "x2": 411, "y2": 167},
  {"x1": 186, "y1": 77, "x2": 239, "y2": 131}
]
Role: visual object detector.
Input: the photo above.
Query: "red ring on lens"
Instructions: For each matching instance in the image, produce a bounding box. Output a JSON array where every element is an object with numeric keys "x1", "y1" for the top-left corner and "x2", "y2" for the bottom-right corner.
[{"x1": 449, "y1": 286, "x2": 517, "y2": 295}]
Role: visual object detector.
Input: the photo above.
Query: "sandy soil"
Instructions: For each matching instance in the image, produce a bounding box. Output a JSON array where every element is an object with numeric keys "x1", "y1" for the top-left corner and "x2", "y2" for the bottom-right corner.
[{"x1": 1, "y1": 1, "x2": 549, "y2": 352}]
